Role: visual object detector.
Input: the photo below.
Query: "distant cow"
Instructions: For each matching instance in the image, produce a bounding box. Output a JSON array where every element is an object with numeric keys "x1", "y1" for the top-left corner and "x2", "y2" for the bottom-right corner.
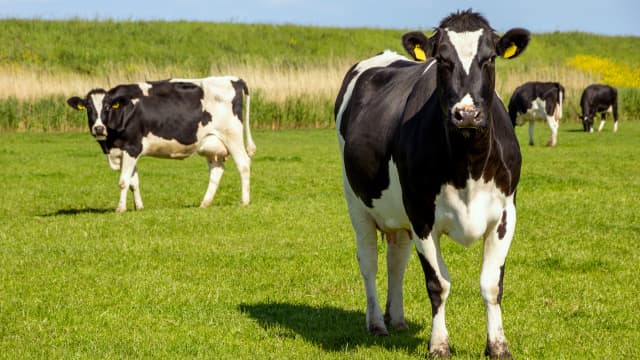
[
  {"x1": 67, "y1": 76, "x2": 256, "y2": 212},
  {"x1": 336, "y1": 10, "x2": 529, "y2": 359},
  {"x1": 579, "y1": 84, "x2": 618, "y2": 132},
  {"x1": 508, "y1": 81, "x2": 564, "y2": 146}
]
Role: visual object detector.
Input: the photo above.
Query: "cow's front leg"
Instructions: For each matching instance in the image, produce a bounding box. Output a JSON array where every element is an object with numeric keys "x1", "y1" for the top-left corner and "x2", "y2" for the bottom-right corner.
[
  {"x1": 527, "y1": 120, "x2": 535, "y2": 146},
  {"x1": 598, "y1": 113, "x2": 607, "y2": 132},
  {"x1": 414, "y1": 231, "x2": 451, "y2": 358},
  {"x1": 116, "y1": 152, "x2": 138, "y2": 213},
  {"x1": 481, "y1": 203, "x2": 516, "y2": 359},
  {"x1": 130, "y1": 167, "x2": 144, "y2": 210},
  {"x1": 384, "y1": 230, "x2": 412, "y2": 330}
]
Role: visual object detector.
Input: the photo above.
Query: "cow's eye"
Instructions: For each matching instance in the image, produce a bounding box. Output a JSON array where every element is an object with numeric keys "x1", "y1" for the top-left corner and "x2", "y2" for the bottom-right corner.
[{"x1": 481, "y1": 56, "x2": 496, "y2": 67}]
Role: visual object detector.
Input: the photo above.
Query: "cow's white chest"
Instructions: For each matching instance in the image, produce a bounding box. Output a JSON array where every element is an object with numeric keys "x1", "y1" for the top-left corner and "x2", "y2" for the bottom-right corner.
[{"x1": 434, "y1": 178, "x2": 507, "y2": 247}]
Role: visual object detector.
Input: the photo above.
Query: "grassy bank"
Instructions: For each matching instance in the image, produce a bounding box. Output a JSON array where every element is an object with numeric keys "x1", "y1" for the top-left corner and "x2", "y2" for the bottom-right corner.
[
  {"x1": 1, "y1": 125, "x2": 639, "y2": 358},
  {"x1": 0, "y1": 19, "x2": 639, "y2": 130}
]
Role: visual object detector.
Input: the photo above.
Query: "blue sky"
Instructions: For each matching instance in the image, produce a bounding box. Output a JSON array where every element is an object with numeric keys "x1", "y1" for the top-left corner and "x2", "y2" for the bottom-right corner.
[{"x1": 1, "y1": 0, "x2": 639, "y2": 36}]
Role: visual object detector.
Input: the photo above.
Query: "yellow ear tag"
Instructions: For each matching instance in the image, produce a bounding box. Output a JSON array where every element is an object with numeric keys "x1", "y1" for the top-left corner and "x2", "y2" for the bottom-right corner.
[
  {"x1": 112, "y1": 102, "x2": 120, "y2": 109},
  {"x1": 503, "y1": 43, "x2": 518, "y2": 59},
  {"x1": 414, "y1": 44, "x2": 427, "y2": 61},
  {"x1": 76, "y1": 104, "x2": 86, "y2": 110}
]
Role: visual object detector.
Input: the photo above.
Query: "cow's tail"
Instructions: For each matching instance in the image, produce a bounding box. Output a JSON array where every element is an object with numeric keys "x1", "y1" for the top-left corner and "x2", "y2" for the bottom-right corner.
[
  {"x1": 555, "y1": 83, "x2": 564, "y2": 121},
  {"x1": 239, "y1": 79, "x2": 256, "y2": 159},
  {"x1": 507, "y1": 97, "x2": 519, "y2": 126}
]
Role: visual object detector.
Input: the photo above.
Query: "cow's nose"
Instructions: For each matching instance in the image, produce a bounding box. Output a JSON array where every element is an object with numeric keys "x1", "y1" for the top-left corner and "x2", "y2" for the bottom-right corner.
[
  {"x1": 453, "y1": 106, "x2": 482, "y2": 128},
  {"x1": 94, "y1": 125, "x2": 105, "y2": 135}
]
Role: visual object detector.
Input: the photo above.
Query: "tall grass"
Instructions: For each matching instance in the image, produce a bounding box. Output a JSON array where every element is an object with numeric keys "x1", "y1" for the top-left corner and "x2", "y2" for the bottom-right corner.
[{"x1": 0, "y1": 19, "x2": 638, "y2": 131}]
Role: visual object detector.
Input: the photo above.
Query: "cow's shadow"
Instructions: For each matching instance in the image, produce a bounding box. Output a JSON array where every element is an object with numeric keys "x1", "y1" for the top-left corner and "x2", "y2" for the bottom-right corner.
[
  {"x1": 40, "y1": 207, "x2": 113, "y2": 217},
  {"x1": 238, "y1": 302, "x2": 425, "y2": 355}
]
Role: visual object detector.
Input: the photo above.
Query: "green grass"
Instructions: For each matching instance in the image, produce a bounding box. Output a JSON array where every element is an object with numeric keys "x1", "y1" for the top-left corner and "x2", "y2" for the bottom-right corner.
[{"x1": 1, "y1": 123, "x2": 639, "y2": 358}]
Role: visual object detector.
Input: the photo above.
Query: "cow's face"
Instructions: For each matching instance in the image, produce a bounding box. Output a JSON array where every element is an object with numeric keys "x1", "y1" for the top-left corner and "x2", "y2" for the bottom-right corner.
[
  {"x1": 580, "y1": 115, "x2": 594, "y2": 132},
  {"x1": 403, "y1": 11, "x2": 530, "y2": 130},
  {"x1": 101, "y1": 85, "x2": 144, "y2": 133},
  {"x1": 67, "y1": 89, "x2": 108, "y2": 140}
]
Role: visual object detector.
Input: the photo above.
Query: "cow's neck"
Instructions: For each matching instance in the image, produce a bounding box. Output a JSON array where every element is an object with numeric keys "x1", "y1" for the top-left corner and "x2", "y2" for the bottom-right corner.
[{"x1": 443, "y1": 119, "x2": 496, "y2": 187}]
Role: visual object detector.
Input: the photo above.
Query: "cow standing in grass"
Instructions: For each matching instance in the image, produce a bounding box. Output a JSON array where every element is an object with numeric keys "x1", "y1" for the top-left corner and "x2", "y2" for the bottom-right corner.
[
  {"x1": 67, "y1": 76, "x2": 256, "y2": 212},
  {"x1": 508, "y1": 81, "x2": 564, "y2": 146},
  {"x1": 579, "y1": 84, "x2": 619, "y2": 132},
  {"x1": 335, "y1": 10, "x2": 529, "y2": 358}
]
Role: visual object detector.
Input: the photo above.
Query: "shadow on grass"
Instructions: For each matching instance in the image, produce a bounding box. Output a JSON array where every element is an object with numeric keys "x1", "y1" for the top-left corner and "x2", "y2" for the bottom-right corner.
[
  {"x1": 40, "y1": 207, "x2": 113, "y2": 216},
  {"x1": 238, "y1": 302, "x2": 425, "y2": 355}
]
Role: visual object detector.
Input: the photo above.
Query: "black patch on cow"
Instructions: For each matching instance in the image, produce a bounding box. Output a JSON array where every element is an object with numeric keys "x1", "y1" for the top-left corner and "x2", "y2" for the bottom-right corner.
[
  {"x1": 338, "y1": 59, "x2": 436, "y2": 208},
  {"x1": 579, "y1": 84, "x2": 618, "y2": 131},
  {"x1": 103, "y1": 81, "x2": 208, "y2": 158},
  {"x1": 508, "y1": 82, "x2": 564, "y2": 125},
  {"x1": 231, "y1": 79, "x2": 249, "y2": 121},
  {"x1": 497, "y1": 210, "x2": 507, "y2": 239},
  {"x1": 417, "y1": 250, "x2": 443, "y2": 318},
  {"x1": 497, "y1": 264, "x2": 505, "y2": 305}
]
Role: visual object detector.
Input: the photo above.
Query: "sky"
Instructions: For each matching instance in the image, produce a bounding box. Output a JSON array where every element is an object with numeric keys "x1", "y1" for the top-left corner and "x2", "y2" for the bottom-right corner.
[{"x1": 1, "y1": 0, "x2": 639, "y2": 36}]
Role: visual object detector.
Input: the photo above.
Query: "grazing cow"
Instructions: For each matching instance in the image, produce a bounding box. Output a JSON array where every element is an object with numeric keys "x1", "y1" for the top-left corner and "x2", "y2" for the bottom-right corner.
[
  {"x1": 579, "y1": 84, "x2": 618, "y2": 132},
  {"x1": 508, "y1": 81, "x2": 564, "y2": 146},
  {"x1": 67, "y1": 76, "x2": 256, "y2": 212},
  {"x1": 335, "y1": 10, "x2": 529, "y2": 358}
]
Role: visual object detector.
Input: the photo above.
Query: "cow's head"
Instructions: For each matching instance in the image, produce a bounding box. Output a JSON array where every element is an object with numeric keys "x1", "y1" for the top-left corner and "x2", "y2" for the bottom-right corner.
[
  {"x1": 67, "y1": 89, "x2": 108, "y2": 140},
  {"x1": 101, "y1": 85, "x2": 144, "y2": 133},
  {"x1": 403, "y1": 10, "x2": 530, "y2": 130},
  {"x1": 578, "y1": 114, "x2": 594, "y2": 132}
]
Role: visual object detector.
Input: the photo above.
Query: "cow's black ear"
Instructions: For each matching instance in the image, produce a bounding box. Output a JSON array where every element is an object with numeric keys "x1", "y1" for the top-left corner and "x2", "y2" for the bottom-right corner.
[
  {"x1": 402, "y1": 31, "x2": 430, "y2": 61},
  {"x1": 67, "y1": 96, "x2": 87, "y2": 110},
  {"x1": 497, "y1": 28, "x2": 530, "y2": 59}
]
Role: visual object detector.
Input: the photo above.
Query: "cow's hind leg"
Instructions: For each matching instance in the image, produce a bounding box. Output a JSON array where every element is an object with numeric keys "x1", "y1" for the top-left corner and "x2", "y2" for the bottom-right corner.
[
  {"x1": 344, "y1": 186, "x2": 387, "y2": 336},
  {"x1": 527, "y1": 120, "x2": 535, "y2": 146},
  {"x1": 481, "y1": 203, "x2": 516, "y2": 359},
  {"x1": 545, "y1": 115, "x2": 558, "y2": 147},
  {"x1": 415, "y1": 232, "x2": 451, "y2": 358},
  {"x1": 130, "y1": 167, "x2": 144, "y2": 210},
  {"x1": 223, "y1": 131, "x2": 251, "y2": 205},
  {"x1": 384, "y1": 230, "x2": 412, "y2": 330},
  {"x1": 116, "y1": 152, "x2": 138, "y2": 213},
  {"x1": 198, "y1": 135, "x2": 228, "y2": 208}
]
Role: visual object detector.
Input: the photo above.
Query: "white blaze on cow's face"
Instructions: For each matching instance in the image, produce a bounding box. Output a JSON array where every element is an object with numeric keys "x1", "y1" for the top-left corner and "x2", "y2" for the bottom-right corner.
[
  {"x1": 446, "y1": 28, "x2": 483, "y2": 75},
  {"x1": 89, "y1": 92, "x2": 107, "y2": 140}
]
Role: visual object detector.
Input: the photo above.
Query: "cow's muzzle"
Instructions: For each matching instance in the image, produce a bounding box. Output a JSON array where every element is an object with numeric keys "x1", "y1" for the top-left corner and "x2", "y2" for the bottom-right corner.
[
  {"x1": 93, "y1": 125, "x2": 107, "y2": 140},
  {"x1": 452, "y1": 106, "x2": 483, "y2": 128}
]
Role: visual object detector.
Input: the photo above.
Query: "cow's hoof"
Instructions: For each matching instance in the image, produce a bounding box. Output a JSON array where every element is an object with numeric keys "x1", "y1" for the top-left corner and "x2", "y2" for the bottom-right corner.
[
  {"x1": 485, "y1": 341, "x2": 512, "y2": 359},
  {"x1": 384, "y1": 313, "x2": 409, "y2": 331},
  {"x1": 115, "y1": 207, "x2": 127, "y2": 213},
  {"x1": 199, "y1": 201, "x2": 212, "y2": 208},
  {"x1": 368, "y1": 323, "x2": 389, "y2": 337},
  {"x1": 428, "y1": 344, "x2": 451, "y2": 359}
]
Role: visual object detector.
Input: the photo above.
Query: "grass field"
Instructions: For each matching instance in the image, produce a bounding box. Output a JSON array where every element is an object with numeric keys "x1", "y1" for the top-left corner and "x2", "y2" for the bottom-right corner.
[{"x1": 1, "y1": 120, "x2": 639, "y2": 358}]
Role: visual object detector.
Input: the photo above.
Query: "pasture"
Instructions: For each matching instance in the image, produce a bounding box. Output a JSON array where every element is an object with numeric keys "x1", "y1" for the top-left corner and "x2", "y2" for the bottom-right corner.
[{"x1": 1, "y1": 122, "x2": 638, "y2": 358}]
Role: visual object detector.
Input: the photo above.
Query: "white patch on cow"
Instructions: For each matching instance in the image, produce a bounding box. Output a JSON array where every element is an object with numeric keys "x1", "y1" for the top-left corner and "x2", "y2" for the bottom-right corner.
[
  {"x1": 106, "y1": 148, "x2": 122, "y2": 170},
  {"x1": 451, "y1": 93, "x2": 474, "y2": 114},
  {"x1": 336, "y1": 50, "x2": 409, "y2": 147},
  {"x1": 141, "y1": 132, "x2": 198, "y2": 159},
  {"x1": 445, "y1": 28, "x2": 483, "y2": 75},
  {"x1": 89, "y1": 92, "x2": 106, "y2": 135},
  {"x1": 434, "y1": 177, "x2": 507, "y2": 247},
  {"x1": 527, "y1": 97, "x2": 548, "y2": 118},
  {"x1": 138, "y1": 82, "x2": 152, "y2": 96},
  {"x1": 369, "y1": 159, "x2": 411, "y2": 232}
]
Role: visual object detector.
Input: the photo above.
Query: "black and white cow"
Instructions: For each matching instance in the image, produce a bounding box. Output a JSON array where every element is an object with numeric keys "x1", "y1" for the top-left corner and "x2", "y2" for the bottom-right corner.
[
  {"x1": 67, "y1": 76, "x2": 256, "y2": 212},
  {"x1": 579, "y1": 84, "x2": 618, "y2": 132},
  {"x1": 336, "y1": 10, "x2": 529, "y2": 359},
  {"x1": 508, "y1": 81, "x2": 564, "y2": 146}
]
